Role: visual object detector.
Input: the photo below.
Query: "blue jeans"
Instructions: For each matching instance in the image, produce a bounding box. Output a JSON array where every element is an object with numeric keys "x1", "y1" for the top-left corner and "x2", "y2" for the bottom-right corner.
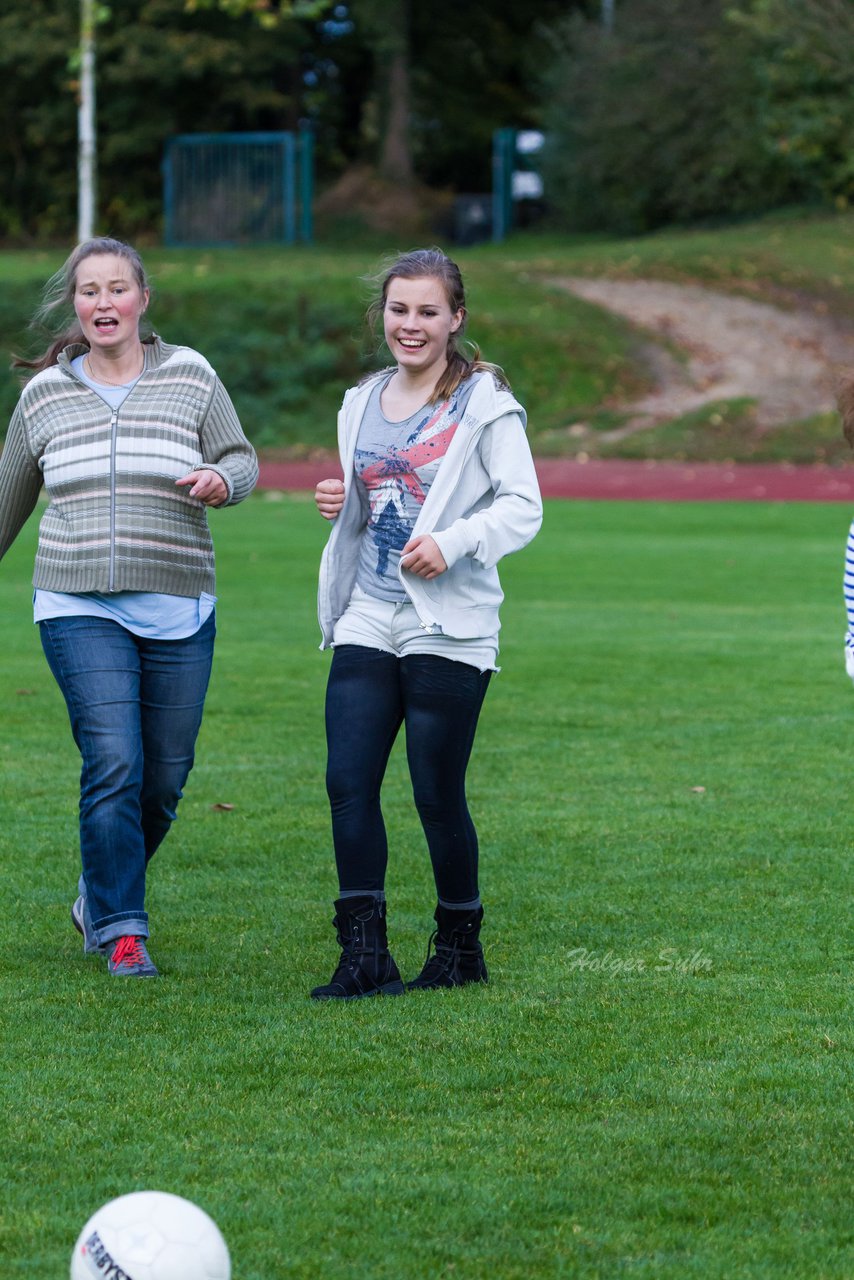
[
  {"x1": 40, "y1": 613, "x2": 215, "y2": 947},
  {"x1": 325, "y1": 645, "x2": 491, "y2": 904}
]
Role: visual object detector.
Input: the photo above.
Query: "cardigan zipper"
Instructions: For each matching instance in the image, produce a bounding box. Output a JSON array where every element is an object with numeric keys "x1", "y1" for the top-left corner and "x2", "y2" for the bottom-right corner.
[
  {"x1": 108, "y1": 407, "x2": 119, "y2": 591},
  {"x1": 62, "y1": 361, "x2": 125, "y2": 594}
]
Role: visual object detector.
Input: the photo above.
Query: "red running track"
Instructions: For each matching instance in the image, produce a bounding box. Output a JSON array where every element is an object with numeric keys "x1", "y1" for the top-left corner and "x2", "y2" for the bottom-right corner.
[{"x1": 258, "y1": 455, "x2": 854, "y2": 503}]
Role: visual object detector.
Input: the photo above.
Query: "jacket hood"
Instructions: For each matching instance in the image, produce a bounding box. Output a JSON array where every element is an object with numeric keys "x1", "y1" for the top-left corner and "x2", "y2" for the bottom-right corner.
[{"x1": 464, "y1": 372, "x2": 526, "y2": 432}]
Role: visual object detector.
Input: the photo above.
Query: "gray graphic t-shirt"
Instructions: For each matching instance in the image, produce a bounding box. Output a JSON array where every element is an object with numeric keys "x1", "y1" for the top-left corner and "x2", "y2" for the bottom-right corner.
[{"x1": 354, "y1": 374, "x2": 478, "y2": 601}]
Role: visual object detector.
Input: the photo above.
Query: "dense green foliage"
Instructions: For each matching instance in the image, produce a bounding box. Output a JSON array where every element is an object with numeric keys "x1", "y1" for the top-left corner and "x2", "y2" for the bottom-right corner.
[
  {"x1": 0, "y1": 0, "x2": 572, "y2": 241},
  {"x1": 404, "y1": 0, "x2": 568, "y2": 191},
  {"x1": 0, "y1": 0, "x2": 318, "y2": 239},
  {"x1": 3, "y1": 0, "x2": 853, "y2": 241},
  {"x1": 733, "y1": 0, "x2": 854, "y2": 206},
  {"x1": 3, "y1": 0, "x2": 852, "y2": 240},
  {"x1": 0, "y1": 498, "x2": 851, "y2": 1276},
  {"x1": 541, "y1": 0, "x2": 854, "y2": 233}
]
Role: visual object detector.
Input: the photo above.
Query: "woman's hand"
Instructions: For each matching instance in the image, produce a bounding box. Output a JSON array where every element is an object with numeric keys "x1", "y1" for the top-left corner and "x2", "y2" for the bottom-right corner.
[
  {"x1": 315, "y1": 478, "x2": 345, "y2": 520},
  {"x1": 176, "y1": 469, "x2": 228, "y2": 506},
  {"x1": 400, "y1": 534, "x2": 448, "y2": 579}
]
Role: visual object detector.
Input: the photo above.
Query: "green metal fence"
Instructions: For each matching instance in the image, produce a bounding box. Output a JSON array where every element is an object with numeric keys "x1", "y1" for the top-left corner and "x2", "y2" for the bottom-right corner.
[{"x1": 163, "y1": 130, "x2": 313, "y2": 247}]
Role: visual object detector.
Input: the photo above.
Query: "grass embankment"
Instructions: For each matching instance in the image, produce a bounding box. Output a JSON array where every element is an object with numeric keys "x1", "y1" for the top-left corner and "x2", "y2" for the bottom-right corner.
[
  {"x1": 485, "y1": 209, "x2": 854, "y2": 465},
  {"x1": 0, "y1": 497, "x2": 851, "y2": 1277},
  {"x1": 0, "y1": 208, "x2": 853, "y2": 460}
]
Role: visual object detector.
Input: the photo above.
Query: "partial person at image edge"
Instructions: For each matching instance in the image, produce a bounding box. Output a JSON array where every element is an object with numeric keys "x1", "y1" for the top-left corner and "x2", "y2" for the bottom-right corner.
[{"x1": 840, "y1": 377, "x2": 854, "y2": 681}]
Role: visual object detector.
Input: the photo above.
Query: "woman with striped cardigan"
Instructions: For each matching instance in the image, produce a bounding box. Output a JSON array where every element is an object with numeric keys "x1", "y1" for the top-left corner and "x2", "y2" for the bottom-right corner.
[{"x1": 0, "y1": 237, "x2": 258, "y2": 977}]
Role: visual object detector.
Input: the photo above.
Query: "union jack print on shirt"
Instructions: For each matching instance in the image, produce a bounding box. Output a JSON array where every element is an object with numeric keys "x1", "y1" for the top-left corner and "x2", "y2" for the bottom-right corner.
[{"x1": 356, "y1": 396, "x2": 461, "y2": 578}]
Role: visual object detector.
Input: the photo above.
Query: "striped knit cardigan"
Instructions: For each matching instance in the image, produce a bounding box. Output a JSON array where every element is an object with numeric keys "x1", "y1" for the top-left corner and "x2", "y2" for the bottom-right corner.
[{"x1": 0, "y1": 337, "x2": 258, "y2": 597}]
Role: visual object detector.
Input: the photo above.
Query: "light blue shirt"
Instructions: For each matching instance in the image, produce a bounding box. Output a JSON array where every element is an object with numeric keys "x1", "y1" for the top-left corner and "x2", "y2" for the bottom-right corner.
[
  {"x1": 32, "y1": 355, "x2": 215, "y2": 640},
  {"x1": 34, "y1": 589, "x2": 216, "y2": 639}
]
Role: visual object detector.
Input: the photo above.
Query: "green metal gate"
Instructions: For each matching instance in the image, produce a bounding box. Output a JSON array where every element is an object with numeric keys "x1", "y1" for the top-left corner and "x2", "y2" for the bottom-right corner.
[{"x1": 163, "y1": 130, "x2": 313, "y2": 247}]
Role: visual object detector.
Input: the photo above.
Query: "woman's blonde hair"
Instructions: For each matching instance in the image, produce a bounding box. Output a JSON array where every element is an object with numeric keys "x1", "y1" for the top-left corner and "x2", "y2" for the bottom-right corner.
[
  {"x1": 13, "y1": 236, "x2": 151, "y2": 375},
  {"x1": 367, "y1": 248, "x2": 509, "y2": 403}
]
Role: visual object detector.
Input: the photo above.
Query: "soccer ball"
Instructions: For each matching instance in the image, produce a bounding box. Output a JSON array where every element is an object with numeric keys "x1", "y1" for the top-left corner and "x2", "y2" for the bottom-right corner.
[{"x1": 70, "y1": 1190, "x2": 230, "y2": 1280}]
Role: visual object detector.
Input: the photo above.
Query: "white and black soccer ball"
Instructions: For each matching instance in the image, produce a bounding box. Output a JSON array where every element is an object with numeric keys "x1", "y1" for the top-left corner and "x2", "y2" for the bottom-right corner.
[{"x1": 70, "y1": 1190, "x2": 230, "y2": 1280}]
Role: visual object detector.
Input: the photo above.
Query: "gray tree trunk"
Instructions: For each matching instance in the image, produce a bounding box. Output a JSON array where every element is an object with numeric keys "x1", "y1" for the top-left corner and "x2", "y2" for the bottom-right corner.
[
  {"x1": 379, "y1": 42, "x2": 414, "y2": 186},
  {"x1": 78, "y1": 0, "x2": 97, "y2": 242}
]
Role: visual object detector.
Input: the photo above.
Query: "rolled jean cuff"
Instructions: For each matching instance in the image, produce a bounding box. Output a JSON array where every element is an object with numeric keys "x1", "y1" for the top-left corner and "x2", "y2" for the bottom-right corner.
[{"x1": 93, "y1": 914, "x2": 150, "y2": 948}]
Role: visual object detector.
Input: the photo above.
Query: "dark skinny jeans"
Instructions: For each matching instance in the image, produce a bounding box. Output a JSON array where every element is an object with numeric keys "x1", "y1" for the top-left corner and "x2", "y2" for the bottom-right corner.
[{"x1": 325, "y1": 644, "x2": 491, "y2": 905}]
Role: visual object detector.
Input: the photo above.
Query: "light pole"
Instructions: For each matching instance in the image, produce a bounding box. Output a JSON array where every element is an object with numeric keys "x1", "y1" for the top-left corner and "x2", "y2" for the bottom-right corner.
[
  {"x1": 78, "y1": 0, "x2": 97, "y2": 242},
  {"x1": 602, "y1": 0, "x2": 614, "y2": 32}
]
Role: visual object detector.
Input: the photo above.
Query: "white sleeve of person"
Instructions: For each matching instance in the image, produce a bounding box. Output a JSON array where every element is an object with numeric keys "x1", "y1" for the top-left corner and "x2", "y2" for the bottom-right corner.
[{"x1": 844, "y1": 517, "x2": 854, "y2": 680}]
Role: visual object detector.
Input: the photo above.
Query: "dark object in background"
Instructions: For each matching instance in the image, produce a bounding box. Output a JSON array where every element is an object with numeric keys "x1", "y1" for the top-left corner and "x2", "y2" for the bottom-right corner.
[{"x1": 450, "y1": 194, "x2": 492, "y2": 246}]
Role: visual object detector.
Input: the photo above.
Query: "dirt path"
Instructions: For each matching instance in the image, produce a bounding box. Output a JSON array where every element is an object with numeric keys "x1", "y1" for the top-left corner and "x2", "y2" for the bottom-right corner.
[{"x1": 555, "y1": 277, "x2": 854, "y2": 436}]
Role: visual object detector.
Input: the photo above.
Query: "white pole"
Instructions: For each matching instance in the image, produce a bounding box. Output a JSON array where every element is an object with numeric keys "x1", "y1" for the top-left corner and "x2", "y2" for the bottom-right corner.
[
  {"x1": 602, "y1": 0, "x2": 614, "y2": 32},
  {"x1": 78, "y1": 0, "x2": 96, "y2": 242}
]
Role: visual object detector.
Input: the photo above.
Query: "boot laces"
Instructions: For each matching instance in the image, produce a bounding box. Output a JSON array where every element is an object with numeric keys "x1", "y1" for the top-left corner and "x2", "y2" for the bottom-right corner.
[{"x1": 416, "y1": 929, "x2": 456, "y2": 982}]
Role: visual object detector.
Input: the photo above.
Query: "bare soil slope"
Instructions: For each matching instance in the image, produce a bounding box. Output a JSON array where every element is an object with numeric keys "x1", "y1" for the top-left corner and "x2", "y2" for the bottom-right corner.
[{"x1": 556, "y1": 277, "x2": 854, "y2": 438}]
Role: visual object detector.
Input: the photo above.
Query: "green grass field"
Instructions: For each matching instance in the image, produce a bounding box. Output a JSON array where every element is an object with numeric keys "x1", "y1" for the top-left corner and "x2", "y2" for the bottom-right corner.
[{"x1": 0, "y1": 496, "x2": 851, "y2": 1278}]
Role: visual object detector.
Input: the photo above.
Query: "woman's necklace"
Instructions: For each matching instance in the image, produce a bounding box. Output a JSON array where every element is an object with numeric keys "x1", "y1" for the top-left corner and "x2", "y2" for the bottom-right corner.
[{"x1": 85, "y1": 352, "x2": 144, "y2": 386}]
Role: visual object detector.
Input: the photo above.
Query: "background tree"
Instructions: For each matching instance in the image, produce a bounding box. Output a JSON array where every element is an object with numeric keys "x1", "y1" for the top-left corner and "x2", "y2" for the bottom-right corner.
[
  {"x1": 348, "y1": 0, "x2": 413, "y2": 186},
  {"x1": 187, "y1": 0, "x2": 419, "y2": 188},
  {"x1": 410, "y1": 0, "x2": 570, "y2": 192},
  {"x1": 539, "y1": 0, "x2": 854, "y2": 234},
  {"x1": 24, "y1": 0, "x2": 853, "y2": 243},
  {"x1": 77, "y1": 0, "x2": 99, "y2": 241},
  {"x1": 320, "y1": 0, "x2": 574, "y2": 193},
  {"x1": 730, "y1": 0, "x2": 854, "y2": 207},
  {"x1": 0, "y1": 0, "x2": 322, "y2": 239},
  {"x1": 0, "y1": 0, "x2": 81, "y2": 239}
]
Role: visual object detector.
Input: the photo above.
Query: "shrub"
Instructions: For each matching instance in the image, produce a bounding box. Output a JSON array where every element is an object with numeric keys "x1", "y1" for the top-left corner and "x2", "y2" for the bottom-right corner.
[{"x1": 540, "y1": 0, "x2": 799, "y2": 233}]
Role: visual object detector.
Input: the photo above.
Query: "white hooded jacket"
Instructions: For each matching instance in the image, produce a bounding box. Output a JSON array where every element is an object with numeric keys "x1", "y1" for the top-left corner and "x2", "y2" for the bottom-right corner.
[{"x1": 318, "y1": 370, "x2": 543, "y2": 645}]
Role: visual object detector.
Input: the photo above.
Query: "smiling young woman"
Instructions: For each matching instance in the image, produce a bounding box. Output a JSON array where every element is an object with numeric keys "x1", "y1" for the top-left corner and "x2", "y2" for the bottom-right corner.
[
  {"x1": 311, "y1": 248, "x2": 543, "y2": 1000},
  {"x1": 380, "y1": 275, "x2": 463, "y2": 414}
]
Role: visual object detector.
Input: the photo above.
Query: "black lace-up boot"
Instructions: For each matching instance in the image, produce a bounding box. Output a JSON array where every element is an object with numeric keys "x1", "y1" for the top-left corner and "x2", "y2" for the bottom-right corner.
[
  {"x1": 406, "y1": 904, "x2": 488, "y2": 991},
  {"x1": 310, "y1": 896, "x2": 405, "y2": 1000}
]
